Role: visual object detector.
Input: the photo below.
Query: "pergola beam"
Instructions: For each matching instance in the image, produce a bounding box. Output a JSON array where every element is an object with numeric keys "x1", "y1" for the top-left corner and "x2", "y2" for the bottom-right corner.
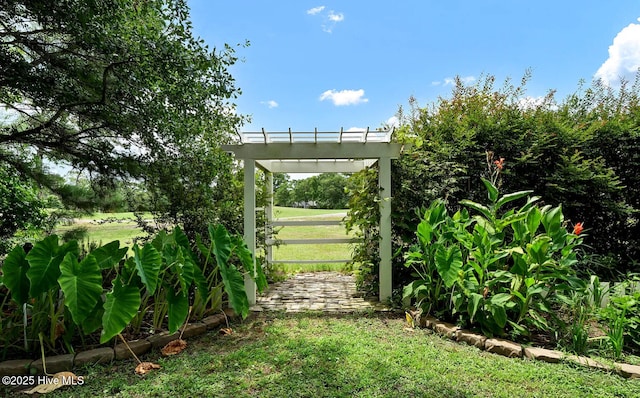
[
  {"x1": 256, "y1": 159, "x2": 377, "y2": 173},
  {"x1": 222, "y1": 143, "x2": 404, "y2": 160}
]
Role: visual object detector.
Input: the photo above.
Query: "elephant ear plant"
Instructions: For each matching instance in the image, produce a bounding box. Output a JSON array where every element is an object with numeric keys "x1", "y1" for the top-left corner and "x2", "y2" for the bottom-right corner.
[
  {"x1": 0, "y1": 224, "x2": 266, "y2": 355},
  {"x1": 403, "y1": 177, "x2": 585, "y2": 338}
]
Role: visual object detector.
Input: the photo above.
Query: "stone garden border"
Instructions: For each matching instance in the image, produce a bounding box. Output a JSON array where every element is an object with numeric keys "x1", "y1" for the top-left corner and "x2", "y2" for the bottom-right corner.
[
  {"x1": 420, "y1": 315, "x2": 640, "y2": 379},
  {"x1": 0, "y1": 309, "x2": 235, "y2": 377}
]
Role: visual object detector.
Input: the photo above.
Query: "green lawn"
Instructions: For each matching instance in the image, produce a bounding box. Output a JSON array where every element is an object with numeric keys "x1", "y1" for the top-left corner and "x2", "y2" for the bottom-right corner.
[
  {"x1": 270, "y1": 207, "x2": 354, "y2": 273},
  {"x1": 55, "y1": 213, "x2": 146, "y2": 249},
  {"x1": 53, "y1": 208, "x2": 356, "y2": 273},
  {"x1": 36, "y1": 312, "x2": 640, "y2": 398}
]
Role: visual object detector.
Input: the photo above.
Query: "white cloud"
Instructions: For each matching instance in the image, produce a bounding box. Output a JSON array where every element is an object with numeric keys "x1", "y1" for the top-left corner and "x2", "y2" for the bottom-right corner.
[
  {"x1": 386, "y1": 116, "x2": 400, "y2": 128},
  {"x1": 307, "y1": 6, "x2": 344, "y2": 33},
  {"x1": 595, "y1": 19, "x2": 640, "y2": 87},
  {"x1": 328, "y1": 11, "x2": 344, "y2": 22},
  {"x1": 319, "y1": 89, "x2": 369, "y2": 106},
  {"x1": 261, "y1": 100, "x2": 279, "y2": 109},
  {"x1": 346, "y1": 126, "x2": 366, "y2": 132},
  {"x1": 307, "y1": 6, "x2": 325, "y2": 15},
  {"x1": 432, "y1": 76, "x2": 477, "y2": 86}
]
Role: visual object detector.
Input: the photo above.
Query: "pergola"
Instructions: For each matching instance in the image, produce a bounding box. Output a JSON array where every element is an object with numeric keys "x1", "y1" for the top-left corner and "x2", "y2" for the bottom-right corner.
[{"x1": 222, "y1": 128, "x2": 406, "y2": 303}]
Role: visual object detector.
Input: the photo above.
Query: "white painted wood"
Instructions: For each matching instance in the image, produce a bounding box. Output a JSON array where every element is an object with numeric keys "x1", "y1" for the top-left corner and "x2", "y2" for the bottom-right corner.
[
  {"x1": 266, "y1": 238, "x2": 361, "y2": 245},
  {"x1": 271, "y1": 220, "x2": 343, "y2": 226},
  {"x1": 243, "y1": 159, "x2": 257, "y2": 305},
  {"x1": 379, "y1": 156, "x2": 392, "y2": 302},
  {"x1": 222, "y1": 142, "x2": 405, "y2": 160},
  {"x1": 270, "y1": 259, "x2": 352, "y2": 264},
  {"x1": 265, "y1": 171, "x2": 274, "y2": 270}
]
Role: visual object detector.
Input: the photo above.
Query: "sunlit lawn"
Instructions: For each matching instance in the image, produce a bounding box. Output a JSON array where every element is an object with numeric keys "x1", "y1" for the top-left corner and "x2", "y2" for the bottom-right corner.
[
  {"x1": 36, "y1": 312, "x2": 640, "y2": 398},
  {"x1": 270, "y1": 207, "x2": 354, "y2": 273},
  {"x1": 53, "y1": 208, "x2": 356, "y2": 273}
]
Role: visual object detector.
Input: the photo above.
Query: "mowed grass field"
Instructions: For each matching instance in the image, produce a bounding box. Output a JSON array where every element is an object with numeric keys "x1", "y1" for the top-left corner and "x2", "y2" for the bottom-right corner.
[
  {"x1": 54, "y1": 207, "x2": 356, "y2": 273},
  {"x1": 270, "y1": 206, "x2": 354, "y2": 273}
]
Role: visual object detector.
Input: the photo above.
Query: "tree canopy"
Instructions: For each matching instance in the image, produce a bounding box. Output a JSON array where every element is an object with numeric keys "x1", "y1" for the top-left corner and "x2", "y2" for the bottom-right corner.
[{"x1": 0, "y1": 0, "x2": 246, "y2": 242}]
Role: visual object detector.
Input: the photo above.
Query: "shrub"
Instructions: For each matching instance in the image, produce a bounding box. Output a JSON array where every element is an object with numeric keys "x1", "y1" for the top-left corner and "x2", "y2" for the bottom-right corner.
[{"x1": 403, "y1": 178, "x2": 585, "y2": 338}]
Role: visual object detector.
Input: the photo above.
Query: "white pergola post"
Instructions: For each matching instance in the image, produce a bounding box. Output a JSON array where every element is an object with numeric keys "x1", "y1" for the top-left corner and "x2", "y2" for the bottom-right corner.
[
  {"x1": 265, "y1": 171, "x2": 274, "y2": 267},
  {"x1": 378, "y1": 157, "x2": 392, "y2": 302},
  {"x1": 243, "y1": 159, "x2": 257, "y2": 304}
]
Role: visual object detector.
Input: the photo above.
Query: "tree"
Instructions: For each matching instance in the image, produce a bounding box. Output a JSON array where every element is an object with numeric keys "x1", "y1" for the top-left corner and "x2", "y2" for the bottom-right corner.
[{"x1": 1, "y1": 0, "x2": 245, "y2": 238}]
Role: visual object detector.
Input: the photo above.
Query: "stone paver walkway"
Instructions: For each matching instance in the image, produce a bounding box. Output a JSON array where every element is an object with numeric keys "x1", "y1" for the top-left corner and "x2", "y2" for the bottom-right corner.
[{"x1": 251, "y1": 272, "x2": 389, "y2": 313}]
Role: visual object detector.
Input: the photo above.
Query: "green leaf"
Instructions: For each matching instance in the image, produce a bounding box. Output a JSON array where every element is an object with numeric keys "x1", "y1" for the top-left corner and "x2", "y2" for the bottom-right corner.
[
  {"x1": 490, "y1": 293, "x2": 512, "y2": 306},
  {"x1": 460, "y1": 200, "x2": 493, "y2": 221},
  {"x1": 26, "y1": 236, "x2": 78, "y2": 296},
  {"x1": 3, "y1": 245, "x2": 30, "y2": 305},
  {"x1": 468, "y1": 293, "x2": 483, "y2": 322},
  {"x1": 481, "y1": 177, "x2": 499, "y2": 203},
  {"x1": 526, "y1": 207, "x2": 542, "y2": 235},
  {"x1": 541, "y1": 205, "x2": 563, "y2": 235},
  {"x1": 494, "y1": 190, "x2": 534, "y2": 212},
  {"x1": 173, "y1": 226, "x2": 191, "y2": 251},
  {"x1": 219, "y1": 262, "x2": 250, "y2": 319},
  {"x1": 490, "y1": 304, "x2": 508, "y2": 329},
  {"x1": 210, "y1": 224, "x2": 232, "y2": 268},
  {"x1": 133, "y1": 243, "x2": 162, "y2": 294},
  {"x1": 416, "y1": 220, "x2": 434, "y2": 245},
  {"x1": 526, "y1": 236, "x2": 551, "y2": 265},
  {"x1": 167, "y1": 288, "x2": 189, "y2": 334},
  {"x1": 101, "y1": 281, "x2": 141, "y2": 343},
  {"x1": 90, "y1": 241, "x2": 128, "y2": 270},
  {"x1": 58, "y1": 253, "x2": 103, "y2": 325},
  {"x1": 435, "y1": 245, "x2": 463, "y2": 288},
  {"x1": 232, "y1": 235, "x2": 267, "y2": 293},
  {"x1": 192, "y1": 263, "x2": 209, "y2": 299},
  {"x1": 81, "y1": 301, "x2": 104, "y2": 335},
  {"x1": 172, "y1": 246, "x2": 194, "y2": 293}
]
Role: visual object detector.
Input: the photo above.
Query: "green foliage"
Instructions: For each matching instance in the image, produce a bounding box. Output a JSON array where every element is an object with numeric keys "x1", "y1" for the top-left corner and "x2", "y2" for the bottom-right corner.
[
  {"x1": 0, "y1": 224, "x2": 264, "y2": 355},
  {"x1": 0, "y1": 166, "x2": 47, "y2": 254},
  {"x1": 1, "y1": 1, "x2": 246, "y2": 247},
  {"x1": 348, "y1": 73, "x2": 640, "y2": 295},
  {"x1": 403, "y1": 179, "x2": 584, "y2": 337}
]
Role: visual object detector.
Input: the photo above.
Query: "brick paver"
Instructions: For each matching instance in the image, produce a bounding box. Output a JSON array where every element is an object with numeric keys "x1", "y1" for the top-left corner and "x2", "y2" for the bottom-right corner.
[{"x1": 251, "y1": 272, "x2": 389, "y2": 312}]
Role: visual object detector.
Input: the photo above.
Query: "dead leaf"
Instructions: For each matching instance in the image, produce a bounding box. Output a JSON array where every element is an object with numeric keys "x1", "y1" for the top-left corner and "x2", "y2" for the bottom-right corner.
[
  {"x1": 220, "y1": 327, "x2": 233, "y2": 335},
  {"x1": 22, "y1": 372, "x2": 79, "y2": 394},
  {"x1": 135, "y1": 362, "x2": 161, "y2": 375},
  {"x1": 161, "y1": 339, "x2": 187, "y2": 356}
]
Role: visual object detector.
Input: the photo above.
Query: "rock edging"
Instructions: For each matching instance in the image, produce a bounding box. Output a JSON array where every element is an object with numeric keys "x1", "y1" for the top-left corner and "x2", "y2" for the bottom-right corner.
[
  {"x1": 422, "y1": 316, "x2": 640, "y2": 379},
  {"x1": 0, "y1": 309, "x2": 235, "y2": 377}
]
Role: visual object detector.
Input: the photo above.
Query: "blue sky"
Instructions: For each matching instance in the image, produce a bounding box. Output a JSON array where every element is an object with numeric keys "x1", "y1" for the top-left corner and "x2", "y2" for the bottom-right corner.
[{"x1": 188, "y1": 1, "x2": 640, "y2": 133}]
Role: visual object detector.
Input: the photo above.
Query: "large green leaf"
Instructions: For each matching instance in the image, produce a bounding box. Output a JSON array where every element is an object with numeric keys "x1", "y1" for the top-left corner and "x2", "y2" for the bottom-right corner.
[
  {"x1": 460, "y1": 200, "x2": 493, "y2": 221},
  {"x1": 167, "y1": 288, "x2": 189, "y2": 334},
  {"x1": 232, "y1": 235, "x2": 267, "y2": 293},
  {"x1": 435, "y1": 244, "x2": 462, "y2": 288},
  {"x1": 490, "y1": 303, "x2": 508, "y2": 329},
  {"x1": 494, "y1": 190, "x2": 533, "y2": 212},
  {"x1": 90, "y1": 241, "x2": 128, "y2": 270},
  {"x1": 58, "y1": 253, "x2": 103, "y2": 325},
  {"x1": 100, "y1": 281, "x2": 141, "y2": 343},
  {"x1": 468, "y1": 293, "x2": 483, "y2": 322},
  {"x1": 481, "y1": 177, "x2": 499, "y2": 203},
  {"x1": 3, "y1": 245, "x2": 30, "y2": 305},
  {"x1": 219, "y1": 263, "x2": 249, "y2": 319},
  {"x1": 210, "y1": 224, "x2": 231, "y2": 268},
  {"x1": 172, "y1": 246, "x2": 195, "y2": 293},
  {"x1": 26, "y1": 236, "x2": 78, "y2": 296},
  {"x1": 133, "y1": 243, "x2": 162, "y2": 294}
]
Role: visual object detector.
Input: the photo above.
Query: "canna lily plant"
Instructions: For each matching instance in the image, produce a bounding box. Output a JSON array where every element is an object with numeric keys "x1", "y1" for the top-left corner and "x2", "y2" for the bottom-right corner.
[{"x1": 404, "y1": 177, "x2": 585, "y2": 338}]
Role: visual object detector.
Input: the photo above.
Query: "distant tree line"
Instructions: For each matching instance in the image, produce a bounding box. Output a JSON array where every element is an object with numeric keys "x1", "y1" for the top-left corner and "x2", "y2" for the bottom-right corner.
[{"x1": 274, "y1": 173, "x2": 349, "y2": 209}]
